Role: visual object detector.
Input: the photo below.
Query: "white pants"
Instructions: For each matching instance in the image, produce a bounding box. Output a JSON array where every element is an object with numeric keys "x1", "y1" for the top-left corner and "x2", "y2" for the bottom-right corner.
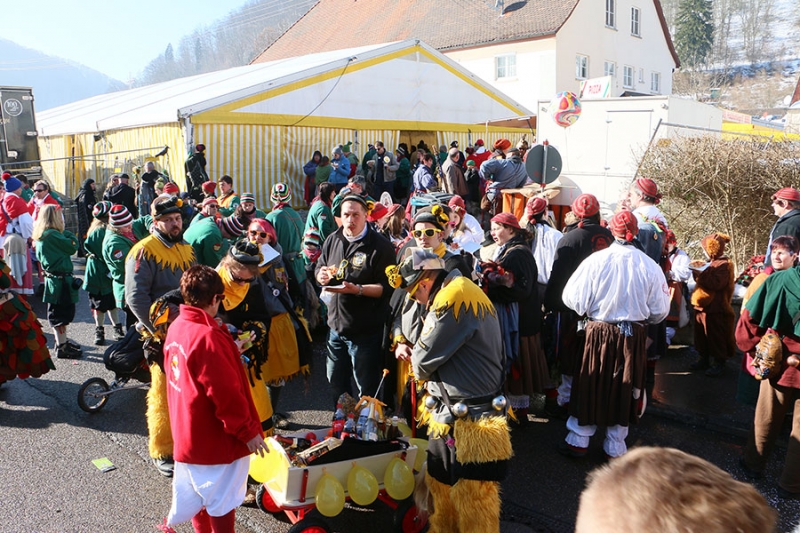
[
  {"x1": 167, "y1": 455, "x2": 250, "y2": 526},
  {"x1": 557, "y1": 375, "x2": 572, "y2": 407},
  {"x1": 565, "y1": 416, "x2": 629, "y2": 458}
]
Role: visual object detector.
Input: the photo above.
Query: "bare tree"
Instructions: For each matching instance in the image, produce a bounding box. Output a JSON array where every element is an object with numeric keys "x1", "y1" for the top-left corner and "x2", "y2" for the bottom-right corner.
[
  {"x1": 637, "y1": 135, "x2": 800, "y2": 271},
  {"x1": 738, "y1": 0, "x2": 776, "y2": 64}
]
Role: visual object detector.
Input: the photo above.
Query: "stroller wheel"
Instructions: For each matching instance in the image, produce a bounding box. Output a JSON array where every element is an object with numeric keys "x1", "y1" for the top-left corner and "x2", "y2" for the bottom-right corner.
[{"x1": 78, "y1": 378, "x2": 111, "y2": 413}]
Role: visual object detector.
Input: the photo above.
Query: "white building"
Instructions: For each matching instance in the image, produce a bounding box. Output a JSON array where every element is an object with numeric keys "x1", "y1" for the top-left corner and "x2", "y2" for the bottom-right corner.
[{"x1": 252, "y1": 0, "x2": 680, "y2": 111}]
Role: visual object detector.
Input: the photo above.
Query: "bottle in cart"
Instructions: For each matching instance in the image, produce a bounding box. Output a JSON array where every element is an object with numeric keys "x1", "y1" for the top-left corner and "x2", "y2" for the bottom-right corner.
[
  {"x1": 342, "y1": 413, "x2": 356, "y2": 438},
  {"x1": 332, "y1": 403, "x2": 346, "y2": 438},
  {"x1": 387, "y1": 416, "x2": 400, "y2": 440},
  {"x1": 363, "y1": 403, "x2": 379, "y2": 441}
]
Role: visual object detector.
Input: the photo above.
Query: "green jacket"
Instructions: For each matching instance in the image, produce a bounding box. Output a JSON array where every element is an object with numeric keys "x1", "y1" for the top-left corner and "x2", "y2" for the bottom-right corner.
[
  {"x1": 133, "y1": 216, "x2": 152, "y2": 241},
  {"x1": 396, "y1": 157, "x2": 411, "y2": 188},
  {"x1": 362, "y1": 148, "x2": 377, "y2": 174},
  {"x1": 315, "y1": 164, "x2": 332, "y2": 185},
  {"x1": 102, "y1": 229, "x2": 137, "y2": 308},
  {"x1": 36, "y1": 229, "x2": 79, "y2": 305},
  {"x1": 83, "y1": 225, "x2": 112, "y2": 295},
  {"x1": 305, "y1": 199, "x2": 335, "y2": 244},
  {"x1": 183, "y1": 217, "x2": 228, "y2": 267},
  {"x1": 267, "y1": 206, "x2": 306, "y2": 284}
]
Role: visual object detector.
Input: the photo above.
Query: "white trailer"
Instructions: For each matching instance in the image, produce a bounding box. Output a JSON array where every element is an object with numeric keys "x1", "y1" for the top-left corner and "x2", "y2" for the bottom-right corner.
[{"x1": 535, "y1": 95, "x2": 723, "y2": 209}]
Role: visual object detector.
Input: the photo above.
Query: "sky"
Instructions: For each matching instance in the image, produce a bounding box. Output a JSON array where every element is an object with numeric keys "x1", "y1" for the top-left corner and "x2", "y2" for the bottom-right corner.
[{"x1": 1, "y1": 0, "x2": 255, "y2": 82}]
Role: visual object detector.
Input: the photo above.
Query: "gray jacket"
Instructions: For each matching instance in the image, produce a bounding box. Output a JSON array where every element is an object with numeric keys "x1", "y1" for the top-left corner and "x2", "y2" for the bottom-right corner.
[
  {"x1": 412, "y1": 271, "x2": 504, "y2": 424},
  {"x1": 480, "y1": 155, "x2": 528, "y2": 196},
  {"x1": 367, "y1": 150, "x2": 399, "y2": 183}
]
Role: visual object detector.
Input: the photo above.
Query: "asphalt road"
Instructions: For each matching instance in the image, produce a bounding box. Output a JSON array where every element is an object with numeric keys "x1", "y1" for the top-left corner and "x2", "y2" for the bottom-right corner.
[{"x1": 2, "y1": 264, "x2": 800, "y2": 532}]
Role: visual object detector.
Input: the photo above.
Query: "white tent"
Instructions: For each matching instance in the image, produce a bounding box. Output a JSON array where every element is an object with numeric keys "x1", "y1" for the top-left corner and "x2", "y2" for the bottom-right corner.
[{"x1": 37, "y1": 40, "x2": 532, "y2": 204}]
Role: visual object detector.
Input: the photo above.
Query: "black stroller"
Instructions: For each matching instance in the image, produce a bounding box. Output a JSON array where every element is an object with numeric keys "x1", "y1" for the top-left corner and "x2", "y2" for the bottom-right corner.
[{"x1": 77, "y1": 326, "x2": 151, "y2": 413}]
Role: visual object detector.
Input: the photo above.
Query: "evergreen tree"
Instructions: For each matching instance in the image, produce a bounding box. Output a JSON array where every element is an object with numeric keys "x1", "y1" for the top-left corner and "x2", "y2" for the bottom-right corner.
[{"x1": 674, "y1": 0, "x2": 714, "y2": 68}]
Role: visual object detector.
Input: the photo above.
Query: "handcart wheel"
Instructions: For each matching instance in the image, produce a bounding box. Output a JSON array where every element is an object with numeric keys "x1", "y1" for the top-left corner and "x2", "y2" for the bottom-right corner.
[
  {"x1": 287, "y1": 517, "x2": 331, "y2": 533},
  {"x1": 393, "y1": 498, "x2": 429, "y2": 533},
  {"x1": 255, "y1": 484, "x2": 283, "y2": 516},
  {"x1": 78, "y1": 378, "x2": 110, "y2": 413}
]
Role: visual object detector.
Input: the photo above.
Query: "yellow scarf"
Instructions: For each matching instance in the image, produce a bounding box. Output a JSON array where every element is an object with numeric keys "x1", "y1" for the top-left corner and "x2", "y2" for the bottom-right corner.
[
  {"x1": 217, "y1": 266, "x2": 249, "y2": 311},
  {"x1": 433, "y1": 242, "x2": 447, "y2": 258}
]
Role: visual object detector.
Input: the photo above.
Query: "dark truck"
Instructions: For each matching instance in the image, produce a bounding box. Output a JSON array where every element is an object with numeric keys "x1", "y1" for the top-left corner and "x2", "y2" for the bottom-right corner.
[{"x1": 0, "y1": 86, "x2": 41, "y2": 176}]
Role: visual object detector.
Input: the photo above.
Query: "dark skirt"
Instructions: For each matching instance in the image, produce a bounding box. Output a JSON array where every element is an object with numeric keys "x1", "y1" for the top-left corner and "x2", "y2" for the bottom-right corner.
[
  {"x1": 88, "y1": 291, "x2": 116, "y2": 313},
  {"x1": 507, "y1": 334, "x2": 550, "y2": 395},
  {"x1": 556, "y1": 311, "x2": 584, "y2": 376},
  {"x1": 570, "y1": 321, "x2": 646, "y2": 428}
]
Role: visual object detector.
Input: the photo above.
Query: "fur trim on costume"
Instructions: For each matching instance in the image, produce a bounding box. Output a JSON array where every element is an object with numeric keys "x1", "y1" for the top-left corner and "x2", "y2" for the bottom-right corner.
[
  {"x1": 453, "y1": 416, "x2": 513, "y2": 465},
  {"x1": 431, "y1": 276, "x2": 495, "y2": 321},
  {"x1": 451, "y1": 479, "x2": 501, "y2": 533},
  {"x1": 147, "y1": 364, "x2": 174, "y2": 459},
  {"x1": 417, "y1": 404, "x2": 453, "y2": 439},
  {"x1": 701, "y1": 232, "x2": 730, "y2": 260},
  {"x1": 130, "y1": 236, "x2": 195, "y2": 274},
  {"x1": 426, "y1": 472, "x2": 459, "y2": 533},
  {"x1": 414, "y1": 462, "x2": 431, "y2": 514}
]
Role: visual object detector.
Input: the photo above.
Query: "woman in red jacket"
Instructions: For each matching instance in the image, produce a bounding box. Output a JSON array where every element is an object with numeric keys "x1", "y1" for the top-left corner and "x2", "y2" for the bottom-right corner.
[{"x1": 162, "y1": 265, "x2": 268, "y2": 533}]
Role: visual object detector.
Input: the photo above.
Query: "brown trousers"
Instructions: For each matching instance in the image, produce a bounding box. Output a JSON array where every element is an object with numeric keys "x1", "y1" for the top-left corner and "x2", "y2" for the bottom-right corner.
[{"x1": 744, "y1": 379, "x2": 800, "y2": 493}]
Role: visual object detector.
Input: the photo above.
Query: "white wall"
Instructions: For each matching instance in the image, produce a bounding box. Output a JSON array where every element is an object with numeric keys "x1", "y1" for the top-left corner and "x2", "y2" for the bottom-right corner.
[
  {"x1": 556, "y1": 0, "x2": 676, "y2": 97},
  {"x1": 445, "y1": 40, "x2": 557, "y2": 112},
  {"x1": 536, "y1": 96, "x2": 722, "y2": 208}
]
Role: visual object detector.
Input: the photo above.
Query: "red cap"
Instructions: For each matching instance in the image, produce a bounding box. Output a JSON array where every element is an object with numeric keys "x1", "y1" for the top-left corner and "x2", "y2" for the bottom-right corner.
[
  {"x1": 609, "y1": 210, "x2": 639, "y2": 241},
  {"x1": 448, "y1": 195, "x2": 466, "y2": 213},
  {"x1": 475, "y1": 139, "x2": 484, "y2": 146},
  {"x1": 491, "y1": 211, "x2": 521, "y2": 230},
  {"x1": 368, "y1": 202, "x2": 388, "y2": 222},
  {"x1": 571, "y1": 193, "x2": 600, "y2": 218},
  {"x1": 635, "y1": 178, "x2": 662, "y2": 204},
  {"x1": 202, "y1": 181, "x2": 217, "y2": 193},
  {"x1": 526, "y1": 197, "x2": 547, "y2": 217},
  {"x1": 493, "y1": 139, "x2": 511, "y2": 151},
  {"x1": 163, "y1": 182, "x2": 180, "y2": 194},
  {"x1": 773, "y1": 187, "x2": 800, "y2": 202}
]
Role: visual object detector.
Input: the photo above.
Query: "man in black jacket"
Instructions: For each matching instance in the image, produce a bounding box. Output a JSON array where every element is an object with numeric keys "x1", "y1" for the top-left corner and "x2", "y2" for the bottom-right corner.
[
  {"x1": 315, "y1": 195, "x2": 396, "y2": 404},
  {"x1": 104, "y1": 173, "x2": 138, "y2": 218},
  {"x1": 765, "y1": 187, "x2": 800, "y2": 267}
]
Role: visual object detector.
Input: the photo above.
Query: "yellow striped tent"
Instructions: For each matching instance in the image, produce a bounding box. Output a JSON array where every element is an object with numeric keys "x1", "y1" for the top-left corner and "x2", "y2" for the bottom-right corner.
[{"x1": 36, "y1": 40, "x2": 532, "y2": 208}]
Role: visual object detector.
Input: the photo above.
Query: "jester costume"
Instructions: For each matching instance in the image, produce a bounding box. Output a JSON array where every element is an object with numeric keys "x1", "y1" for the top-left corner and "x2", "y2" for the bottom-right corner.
[
  {"x1": 125, "y1": 229, "x2": 195, "y2": 464},
  {"x1": 405, "y1": 266, "x2": 511, "y2": 533},
  {"x1": 0, "y1": 257, "x2": 53, "y2": 384}
]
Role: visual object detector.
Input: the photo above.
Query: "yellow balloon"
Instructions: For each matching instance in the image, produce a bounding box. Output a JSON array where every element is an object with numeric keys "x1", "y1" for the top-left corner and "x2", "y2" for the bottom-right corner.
[
  {"x1": 347, "y1": 465, "x2": 379, "y2": 506},
  {"x1": 315, "y1": 474, "x2": 345, "y2": 517},
  {"x1": 383, "y1": 457, "x2": 415, "y2": 501},
  {"x1": 408, "y1": 438, "x2": 429, "y2": 472},
  {"x1": 249, "y1": 453, "x2": 270, "y2": 483},
  {"x1": 397, "y1": 421, "x2": 413, "y2": 437}
]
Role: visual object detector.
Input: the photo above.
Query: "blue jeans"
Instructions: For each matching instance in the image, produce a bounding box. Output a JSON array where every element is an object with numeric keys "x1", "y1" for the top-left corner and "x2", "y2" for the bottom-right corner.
[{"x1": 326, "y1": 329, "x2": 384, "y2": 405}]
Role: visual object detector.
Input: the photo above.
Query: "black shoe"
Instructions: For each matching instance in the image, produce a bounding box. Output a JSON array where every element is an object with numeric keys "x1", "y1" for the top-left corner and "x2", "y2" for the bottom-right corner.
[
  {"x1": 94, "y1": 326, "x2": 105, "y2": 346},
  {"x1": 35, "y1": 284, "x2": 44, "y2": 298},
  {"x1": 689, "y1": 357, "x2": 709, "y2": 371},
  {"x1": 545, "y1": 403, "x2": 570, "y2": 421},
  {"x1": 777, "y1": 486, "x2": 799, "y2": 500},
  {"x1": 113, "y1": 324, "x2": 126, "y2": 341},
  {"x1": 705, "y1": 363, "x2": 724, "y2": 377},
  {"x1": 153, "y1": 457, "x2": 174, "y2": 477},
  {"x1": 557, "y1": 440, "x2": 587, "y2": 459},
  {"x1": 66, "y1": 339, "x2": 82, "y2": 353},
  {"x1": 738, "y1": 458, "x2": 763, "y2": 480},
  {"x1": 55, "y1": 343, "x2": 82, "y2": 359}
]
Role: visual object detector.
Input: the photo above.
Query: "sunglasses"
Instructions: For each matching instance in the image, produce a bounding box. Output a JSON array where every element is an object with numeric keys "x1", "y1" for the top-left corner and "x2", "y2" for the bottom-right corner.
[
  {"x1": 34, "y1": 189, "x2": 46, "y2": 192},
  {"x1": 412, "y1": 228, "x2": 442, "y2": 239},
  {"x1": 249, "y1": 230, "x2": 268, "y2": 238},
  {"x1": 232, "y1": 274, "x2": 256, "y2": 284}
]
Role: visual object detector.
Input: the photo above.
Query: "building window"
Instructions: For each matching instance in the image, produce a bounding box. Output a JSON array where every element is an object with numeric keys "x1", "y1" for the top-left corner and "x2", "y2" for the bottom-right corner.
[
  {"x1": 631, "y1": 7, "x2": 641, "y2": 36},
  {"x1": 606, "y1": 0, "x2": 616, "y2": 28},
  {"x1": 576, "y1": 55, "x2": 588, "y2": 79},
  {"x1": 604, "y1": 61, "x2": 616, "y2": 78},
  {"x1": 623, "y1": 65, "x2": 634, "y2": 88},
  {"x1": 651, "y1": 72, "x2": 661, "y2": 93},
  {"x1": 639, "y1": 68, "x2": 644, "y2": 83},
  {"x1": 495, "y1": 54, "x2": 517, "y2": 79}
]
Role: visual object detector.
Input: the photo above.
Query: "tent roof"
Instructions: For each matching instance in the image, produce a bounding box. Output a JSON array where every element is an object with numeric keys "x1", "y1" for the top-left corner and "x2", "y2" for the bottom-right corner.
[{"x1": 37, "y1": 40, "x2": 531, "y2": 137}]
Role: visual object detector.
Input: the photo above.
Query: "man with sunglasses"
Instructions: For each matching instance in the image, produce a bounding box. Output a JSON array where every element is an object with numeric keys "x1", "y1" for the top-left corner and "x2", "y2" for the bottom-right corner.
[
  {"x1": 765, "y1": 187, "x2": 800, "y2": 267},
  {"x1": 315, "y1": 194, "x2": 396, "y2": 404},
  {"x1": 125, "y1": 194, "x2": 197, "y2": 477}
]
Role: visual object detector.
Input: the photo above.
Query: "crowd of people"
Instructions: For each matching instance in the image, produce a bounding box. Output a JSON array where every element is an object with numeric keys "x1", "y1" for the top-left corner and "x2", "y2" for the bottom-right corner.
[{"x1": 0, "y1": 138, "x2": 799, "y2": 531}]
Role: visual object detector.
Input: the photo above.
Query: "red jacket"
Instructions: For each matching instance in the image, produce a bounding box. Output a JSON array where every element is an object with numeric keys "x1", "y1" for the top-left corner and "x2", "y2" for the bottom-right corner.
[
  {"x1": 27, "y1": 194, "x2": 60, "y2": 220},
  {"x1": 164, "y1": 304, "x2": 263, "y2": 465}
]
